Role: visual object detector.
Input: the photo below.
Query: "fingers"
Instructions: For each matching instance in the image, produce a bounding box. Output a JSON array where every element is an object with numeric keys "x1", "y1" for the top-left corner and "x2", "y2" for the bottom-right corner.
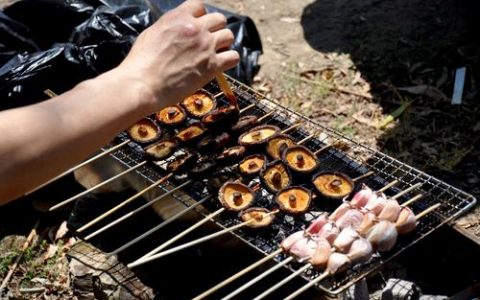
[
  {"x1": 216, "y1": 50, "x2": 240, "y2": 71},
  {"x1": 199, "y1": 12, "x2": 227, "y2": 32},
  {"x1": 178, "y1": 0, "x2": 206, "y2": 17},
  {"x1": 213, "y1": 28, "x2": 235, "y2": 51}
]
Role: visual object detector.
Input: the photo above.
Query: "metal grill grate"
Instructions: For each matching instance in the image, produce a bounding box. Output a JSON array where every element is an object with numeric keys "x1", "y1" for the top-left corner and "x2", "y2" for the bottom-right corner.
[{"x1": 101, "y1": 76, "x2": 476, "y2": 296}]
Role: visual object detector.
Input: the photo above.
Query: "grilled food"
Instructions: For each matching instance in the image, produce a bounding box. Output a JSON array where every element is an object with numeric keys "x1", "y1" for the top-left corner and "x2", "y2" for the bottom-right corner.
[
  {"x1": 238, "y1": 125, "x2": 280, "y2": 147},
  {"x1": 189, "y1": 158, "x2": 217, "y2": 179},
  {"x1": 231, "y1": 115, "x2": 258, "y2": 135},
  {"x1": 266, "y1": 135, "x2": 296, "y2": 160},
  {"x1": 143, "y1": 139, "x2": 177, "y2": 161},
  {"x1": 217, "y1": 146, "x2": 246, "y2": 165},
  {"x1": 275, "y1": 186, "x2": 312, "y2": 214},
  {"x1": 181, "y1": 90, "x2": 216, "y2": 118},
  {"x1": 166, "y1": 151, "x2": 197, "y2": 173},
  {"x1": 155, "y1": 105, "x2": 186, "y2": 126},
  {"x1": 202, "y1": 105, "x2": 239, "y2": 129},
  {"x1": 127, "y1": 118, "x2": 161, "y2": 144},
  {"x1": 218, "y1": 181, "x2": 255, "y2": 211},
  {"x1": 282, "y1": 145, "x2": 318, "y2": 174},
  {"x1": 175, "y1": 122, "x2": 206, "y2": 144},
  {"x1": 197, "y1": 132, "x2": 231, "y2": 153},
  {"x1": 238, "y1": 154, "x2": 267, "y2": 178},
  {"x1": 312, "y1": 172, "x2": 354, "y2": 200},
  {"x1": 239, "y1": 207, "x2": 275, "y2": 228},
  {"x1": 260, "y1": 160, "x2": 292, "y2": 193}
]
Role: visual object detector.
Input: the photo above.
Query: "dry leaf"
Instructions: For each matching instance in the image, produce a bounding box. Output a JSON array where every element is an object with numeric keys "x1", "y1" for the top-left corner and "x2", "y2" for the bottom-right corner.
[
  {"x1": 44, "y1": 244, "x2": 58, "y2": 260},
  {"x1": 55, "y1": 221, "x2": 69, "y2": 241}
]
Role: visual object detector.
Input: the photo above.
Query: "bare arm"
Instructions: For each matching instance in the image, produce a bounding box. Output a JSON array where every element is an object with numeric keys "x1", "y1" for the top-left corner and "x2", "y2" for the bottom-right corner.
[{"x1": 0, "y1": 0, "x2": 239, "y2": 204}]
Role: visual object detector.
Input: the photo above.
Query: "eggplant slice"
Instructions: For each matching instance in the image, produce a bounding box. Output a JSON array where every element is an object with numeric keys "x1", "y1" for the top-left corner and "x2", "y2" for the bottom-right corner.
[
  {"x1": 166, "y1": 151, "x2": 197, "y2": 173},
  {"x1": 127, "y1": 118, "x2": 161, "y2": 144},
  {"x1": 175, "y1": 122, "x2": 206, "y2": 144},
  {"x1": 181, "y1": 90, "x2": 217, "y2": 118},
  {"x1": 312, "y1": 172, "x2": 354, "y2": 199},
  {"x1": 197, "y1": 132, "x2": 231, "y2": 153},
  {"x1": 231, "y1": 115, "x2": 259, "y2": 135},
  {"x1": 260, "y1": 160, "x2": 292, "y2": 193},
  {"x1": 275, "y1": 186, "x2": 312, "y2": 214},
  {"x1": 155, "y1": 105, "x2": 187, "y2": 127},
  {"x1": 143, "y1": 139, "x2": 177, "y2": 161},
  {"x1": 218, "y1": 181, "x2": 255, "y2": 211},
  {"x1": 238, "y1": 154, "x2": 267, "y2": 177},
  {"x1": 266, "y1": 134, "x2": 296, "y2": 160},
  {"x1": 239, "y1": 207, "x2": 275, "y2": 228},
  {"x1": 217, "y1": 146, "x2": 246, "y2": 165},
  {"x1": 239, "y1": 125, "x2": 280, "y2": 147},
  {"x1": 202, "y1": 105, "x2": 239, "y2": 129},
  {"x1": 282, "y1": 145, "x2": 319, "y2": 174}
]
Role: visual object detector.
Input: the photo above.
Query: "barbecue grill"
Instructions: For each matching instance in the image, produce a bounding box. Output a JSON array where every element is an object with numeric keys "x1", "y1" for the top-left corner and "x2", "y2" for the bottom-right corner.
[{"x1": 65, "y1": 75, "x2": 476, "y2": 297}]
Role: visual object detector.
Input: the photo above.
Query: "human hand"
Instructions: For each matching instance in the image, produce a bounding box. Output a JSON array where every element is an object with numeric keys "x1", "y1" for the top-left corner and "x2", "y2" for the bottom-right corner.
[{"x1": 116, "y1": 0, "x2": 239, "y2": 110}]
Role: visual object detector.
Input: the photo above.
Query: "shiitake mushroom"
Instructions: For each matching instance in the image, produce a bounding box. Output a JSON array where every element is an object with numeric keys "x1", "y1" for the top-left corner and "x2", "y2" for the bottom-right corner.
[
  {"x1": 217, "y1": 146, "x2": 246, "y2": 165},
  {"x1": 238, "y1": 154, "x2": 267, "y2": 178},
  {"x1": 260, "y1": 160, "x2": 292, "y2": 193},
  {"x1": 238, "y1": 125, "x2": 280, "y2": 147},
  {"x1": 231, "y1": 115, "x2": 258, "y2": 135},
  {"x1": 207, "y1": 171, "x2": 240, "y2": 193},
  {"x1": 189, "y1": 158, "x2": 217, "y2": 179},
  {"x1": 181, "y1": 90, "x2": 216, "y2": 118},
  {"x1": 218, "y1": 181, "x2": 255, "y2": 211},
  {"x1": 202, "y1": 105, "x2": 239, "y2": 129},
  {"x1": 175, "y1": 122, "x2": 206, "y2": 144},
  {"x1": 166, "y1": 151, "x2": 197, "y2": 173},
  {"x1": 239, "y1": 207, "x2": 275, "y2": 228},
  {"x1": 196, "y1": 132, "x2": 231, "y2": 153},
  {"x1": 127, "y1": 118, "x2": 161, "y2": 144},
  {"x1": 275, "y1": 186, "x2": 312, "y2": 214},
  {"x1": 155, "y1": 105, "x2": 187, "y2": 127},
  {"x1": 312, "y1": 172, "x2": 354, "y2": 200},
  {"x1": 143, "y1": 139, "x2": 177, "y2": 161},
  {"x1": 282, "y1": 145, "x2": 319, "y2": 174},
  {"x1": 266, "y1": 134, "x2": 296, "y2": 160}
]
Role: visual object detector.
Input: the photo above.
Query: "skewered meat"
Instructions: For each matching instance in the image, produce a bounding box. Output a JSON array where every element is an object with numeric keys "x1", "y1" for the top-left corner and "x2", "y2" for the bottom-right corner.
[
  {"x1": 289, "y1": 237, "x2": 317, "y2": 261},
  {"x1": 275, "y1": 186, "x2": 312, "y2": 214},
  {"x1": 357, "y1": 211, "x2": 377, "y2": 235},
  {"x1": 282, "y1": 146, "x2": 319, "y2": 175},
  {"x1": 312, "y1": 172, "x2": 354, "y2": 199},
  {"x1": 281, "y1": 231, "x2": 305, "y2": 251},
  {"x1": 333, "y1": 227, "x2": 361, "y2": 253},
  {"x1": 238, "y1": 154, "x2": 267, "y2": 177},
  {"x1": 218, "y1": 181, "x2": 255, "y2": 211},
  {"x1": 350, "y1": 185, "x2": 375, "y2": 208},
  {"x1": 327, "y1": 253, "x2": 351, "y2": 274},
  {"x1": 347, "y1": 237, "x2": 372, "y2": 264},
  {"x1": 336, "y1": 208, "x2": 364, "y2": 230},
  {"x1": 266, "y1": 135, "x2": 296, "y2": 160},
  {"x1": 317, "y1": 221, "x2": 341, "y2": 244},
  {"x1": 305, "y1": 214, "x2": 328, "y2": 235},
  {"x1": 395, "y1": 207, "x2": 417, "y2": 234},
  {"x1": 329, "y1": 202, "x2": 352, "y2": 221},
  {"x1": 310, "y1": 237, "x2": 332, "y2": 268},
  {"x1": 239, "y1": 207, "x2": 275, "y2": 228},
  {"x1": 155, "y1": 105, "x2": 187, "y2": 126},
  {"x1": 363, "y1": 192, "x2": 387, "y2": 215},
  {"x1": 260, "y1": 160, "x2": 291, "y2": 193},
  {"x1": 366, "y1": 220, "x2": 398, "y2": 252},
  {"x1": 127, "y1": 118, "x2": 161, "y2": 144},
  {"x1": 377, "y1": 199, "x2": 402, "y2": 222},
  {"x1": 181, "y1": 90, "x2": 216, "y2": 118},
  {"x1": 143, "y1": 139, "x2": 177, "y2": 161}
]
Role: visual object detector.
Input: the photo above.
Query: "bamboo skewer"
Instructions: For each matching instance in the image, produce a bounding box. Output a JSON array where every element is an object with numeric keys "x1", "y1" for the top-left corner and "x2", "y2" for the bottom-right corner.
[{"x1": 390, "y1": 182, "x2": 422, "y2": 200}]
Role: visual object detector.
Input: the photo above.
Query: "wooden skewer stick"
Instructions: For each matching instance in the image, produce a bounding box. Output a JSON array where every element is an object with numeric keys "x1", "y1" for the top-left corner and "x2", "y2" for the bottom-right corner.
[
  {"x1": 77, "y1": 173, "x2": 173, "y2": 232},
  {"x1": 216, "y1": 73, "x2": 236, "y2": 103},
  {"x1": 49, "y1": 161, "x2": 147, "y2": 211},
  {"x1": 25, "y1": 139, "x2": 130, "y2": 195},
  {"x1": 352, "y1": 171, "x2": 375, "y2": 182},
  {"x1": 111, "y1": 195, "x2": 211, "y2": 255},
  {"x1": 239, "y1": 103, "x2": 255, "y2": 113},
  {"x1": 390, "y1": 182, "x2": 422, "y2": 200},
  {"x1": 214, "y1": 92, "x2": 224, "y2": 98},
  {"x1": 415, "y1": 203, "x2": 441, "y2": 220},
  {"x1": 192, "y1": 249, "x2": 283, "y2": 300},
  {"x1": 257, "y1": 110, "x2": 275, "y2": 122},
  {"x1": 401, "y1": 193, "x2": 423, "y2": 207},
  {"x1": 282, "y1": 122, "x2": 302, "y2": 134},
  {"x1": 378, "y1": 180, "x2": 399, "y2": 193},
  {"x1": 84, "y1": 180, "x2": 192, "y2": 240}
]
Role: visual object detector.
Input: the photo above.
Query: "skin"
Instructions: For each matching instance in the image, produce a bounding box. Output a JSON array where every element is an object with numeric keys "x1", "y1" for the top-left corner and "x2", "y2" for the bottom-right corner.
[{"x1": 0, "y1": 0, "x2": 239, "y2": 204}]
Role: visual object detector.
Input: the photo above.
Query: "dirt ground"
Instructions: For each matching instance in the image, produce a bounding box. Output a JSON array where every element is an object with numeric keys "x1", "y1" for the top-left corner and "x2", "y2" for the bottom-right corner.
[{"x1": 207, "y1": 0, "x2": 480, "y2": 240}]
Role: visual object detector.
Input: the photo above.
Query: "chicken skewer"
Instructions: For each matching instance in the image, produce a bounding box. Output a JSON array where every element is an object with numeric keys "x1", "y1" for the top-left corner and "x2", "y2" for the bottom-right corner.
[
  {"x1": 191, "y1": 180, "x2": 398, "y2": 300},
  {"x1": 283, "y1": 203, "x2": 441, "y2": 300}
]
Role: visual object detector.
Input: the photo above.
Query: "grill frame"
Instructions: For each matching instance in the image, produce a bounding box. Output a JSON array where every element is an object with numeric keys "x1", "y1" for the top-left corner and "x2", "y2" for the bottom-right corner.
[{"x1": 99, "y1": 75, "x2": 476, "y2": 296}]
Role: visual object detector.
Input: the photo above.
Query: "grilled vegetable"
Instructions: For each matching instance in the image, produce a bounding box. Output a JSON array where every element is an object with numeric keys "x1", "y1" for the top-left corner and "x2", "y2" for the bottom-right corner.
[
  {"x1": 312, "y1": 172, "x2": 354, "y2": 199},
  {"x1": 166, "y1": 151, "x2": 197, "y2": 173},
  {"x1": 143, "y1": 139, "x2": 177, "y2": 161},
  {"x1": 260, "y1": 160, "x2": 292, "y2": 193},
  {"x1": 238, "y1": 125, "x2": 280, "y2": 147},
  {"x1": 208, "y1": 171, "x2": 240, "y2": 193},
  {"x1": 127, "y1": 118, "x2": 161, "y2": 144},
  {"x1": 275, "y1": 186, "x2": 312, "y2": 214},
  {"x1": 181, "y1": 90, "x2": 216, "y2": 118},
  {"x1": 231, "y1": 115, "x2": 258, "y2": 135},
  {"x1": 282, "y1": 145, "x2": 319, "y2": 174},
  {"x1": 239, "y1": 207, "x2": 275, "y2": 228},
  {"x1": 217, "y1": 146, "x2": 246, "y2": 165},
  {"x1": 175, "y1": 122, "x2": 206, "y2": 144},
  {"x1": 155, "y1": 105, "x2": 186, "y2": 127},
  {"x1": 202, "y1": 105, "x2": 239, "y2": 129},
  {"x1": 266, "y1": 134, "x2": 296, "y2": 160},
  {"x1": 238, "y1": 154, "x2": 267, "y2": 177},
  {"x1": 197, "y1": 132, "x2": 231, "y2": 153},
  {"x1": 218, "y1": 181, "x2": 255, "y2": 211},
  {"x1": 189, "y1": 158, "x2": 217, "y2": 179}
]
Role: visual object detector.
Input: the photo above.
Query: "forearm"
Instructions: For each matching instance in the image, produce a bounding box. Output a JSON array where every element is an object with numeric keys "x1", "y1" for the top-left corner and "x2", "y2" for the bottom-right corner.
[{"x1": 0, "y1": 70, "x2": 154, "y2": 204}]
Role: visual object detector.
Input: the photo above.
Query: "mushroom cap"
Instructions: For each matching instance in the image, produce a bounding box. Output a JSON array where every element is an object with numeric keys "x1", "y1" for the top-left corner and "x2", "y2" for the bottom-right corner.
[
  {"x1": 231, "y1": 115, "x2": 259, "y2": 135},
  {"x1": 275, "y1": 186, "x2": 312, "y2": 214},
  {"x1": 239, "y1": 207, "x2": 275, "y2": 228},
  {"x1": 143, "y1": 139, "x2": 177, "y2": 161},
  {"x1": 266, "y1": 134, "x2": 296, "y2": 160},
  {"x1": 282, "y1": 145, "x2": 319, "y2": 174},
  {"x1": 238, "y1": 154, "x2": 267, "y2": 177},
  {"x1": 238, "y1": 125, "x2": 281, "y2": 147},
  {"x1": 155, "y1": 105, "x2": 187, "y2": 126},
  {"x1": 201, "y1": 105, "x2": 239, "y2": 129},
  {"x1": 312, "y1": 172, "x2": 354, "y2": 199},
  {"x1": 127, "y1": 118, "x2": 161, "y2": 144},
  {"x1": 166, "y1": 151, "x2": 197, "y2": 173},
  {"x1": 218, "y1": 181, "x2": 255, "y2": 211},
  {"x1": 260, "y1": 160, "x2": 292, "y2": 193},
  {"x1": 181, "y1": 90, "x2": 216, "y2": 118},
  {"x1": 175, "y1": 122, "x2": 206, "y2": 144}
]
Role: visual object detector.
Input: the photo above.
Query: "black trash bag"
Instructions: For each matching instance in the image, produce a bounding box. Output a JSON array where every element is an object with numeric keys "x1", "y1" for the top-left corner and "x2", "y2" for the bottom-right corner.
[{"x1": 0, "y1": 11, "x2": 39, "y2": 65}]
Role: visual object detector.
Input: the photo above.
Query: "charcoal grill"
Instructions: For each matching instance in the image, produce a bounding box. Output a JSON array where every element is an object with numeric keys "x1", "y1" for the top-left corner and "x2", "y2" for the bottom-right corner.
[{"x1": 72, "y1": 75, "x2": 476, "y2": 297}]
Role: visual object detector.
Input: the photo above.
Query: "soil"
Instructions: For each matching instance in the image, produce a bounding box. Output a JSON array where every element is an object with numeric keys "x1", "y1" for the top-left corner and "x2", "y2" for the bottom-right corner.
[{"x1": 207, "y1": 0, "x2": 480, "y2": 240}]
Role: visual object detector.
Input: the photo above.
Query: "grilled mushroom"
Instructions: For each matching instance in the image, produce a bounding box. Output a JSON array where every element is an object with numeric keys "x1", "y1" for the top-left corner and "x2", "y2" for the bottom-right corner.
[
  {"x1": 266, "y1": 134, "x2": 296, "y2": 160},
  {"x1": 231, "y1": 115, "x2": 258, "y2": 135},
  {"x1": 197, "y1": 132, "x2": 231, "y2": 153},
  {"x1": 202, "y1": 105, "x2": 239, "y2": 129},
  {"x1": 239, "y1": 207, "x2": 275, "y2": 228},
  {"x1": 260, "y1": 160, "x2": 292, "y2": 193},
  {"x1": 282, "y1": 145, "x2": 319, "y2": 174},
  {"x1": 239, "y1": 125, "x2": 280, "y2": 147},
  {"x1": 312, "y1": 172, "x2": 354, "y2": 199},
  {"x1": 275, "y1": 186, "x2": 312, "y2": 214},
  {"x1": 155, "y1": 105, "x2": 187, "y2": 127},
  {"x1": 181, "y1": 90, "x2": 216, "y2": 118},
  {"x1": 189, "y1": 158, "x2": 217, "y2": 179},
  {"x1": 127, "y1": 118, "x2": 161, "y2": 144},
  {"x1": 218, "y1": 181, "x2": 255, "y2": 211},
  {"x1": 175, "y1": 122, "x2": 206, "y2": 144},
  {"x1": 217, "y1": 146, "x2": 246, "y2": 165},
  {"x1": 143, "y1": 139, "x2": 177, "y2": 161},
  {"x1": 238, "y1": 154, "x2": 267, "y2": 177},
  {"x1": 208, "y1": 171, "x2": 240, "y2": 193},
  {"x1": 166, "y1": 151, "x2": 197, "y2": 173}
]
